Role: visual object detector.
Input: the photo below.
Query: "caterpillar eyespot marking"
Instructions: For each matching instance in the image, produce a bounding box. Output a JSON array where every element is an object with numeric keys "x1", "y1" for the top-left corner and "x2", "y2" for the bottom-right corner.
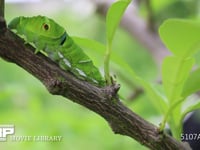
[{"x1": 43, "y1": 23, "x2": 50, "y2": 31}]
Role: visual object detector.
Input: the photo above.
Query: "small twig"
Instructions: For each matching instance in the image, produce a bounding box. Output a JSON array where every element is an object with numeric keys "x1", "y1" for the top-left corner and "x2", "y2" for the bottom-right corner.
[
  {"x1": 0, "y1": 16, "x2": 6, "y2": 32},
  {"x1": 0, "y1": 0, "x2": 4, "y2": 18},
  {"x1": 144, "y1": 0, "x2": 155, "y2": 32},
  {"x1": 0, "y1": 0, "x2": 6, "y2": 33}
]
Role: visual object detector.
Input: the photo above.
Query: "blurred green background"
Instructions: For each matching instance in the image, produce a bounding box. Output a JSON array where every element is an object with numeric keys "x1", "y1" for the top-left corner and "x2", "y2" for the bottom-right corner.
[{"x1": 1, "y1": 0, "x2": 198, "y2": 149}]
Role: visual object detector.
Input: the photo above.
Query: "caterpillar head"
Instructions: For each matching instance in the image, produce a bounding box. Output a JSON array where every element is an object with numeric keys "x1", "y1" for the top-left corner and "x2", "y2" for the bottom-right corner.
[{"x1": 9, "y1": 16, "x2": 67, "y2": 45}]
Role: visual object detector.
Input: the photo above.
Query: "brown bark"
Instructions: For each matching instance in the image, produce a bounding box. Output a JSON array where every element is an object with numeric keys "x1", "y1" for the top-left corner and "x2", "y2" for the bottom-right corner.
[{"x1": 0, "y1": 16, "x2": 191, "y2": 149}]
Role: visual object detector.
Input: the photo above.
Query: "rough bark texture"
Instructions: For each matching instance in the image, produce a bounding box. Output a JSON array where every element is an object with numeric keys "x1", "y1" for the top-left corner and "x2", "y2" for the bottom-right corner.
[{"x1": 0, "y1": 17, "x2": 191, "y2": 150}]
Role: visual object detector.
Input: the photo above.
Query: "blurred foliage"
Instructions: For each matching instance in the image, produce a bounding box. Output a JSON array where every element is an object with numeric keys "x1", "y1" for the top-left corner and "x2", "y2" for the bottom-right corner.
[
  {"x1": 140, "y1": 0, "x2": 200, "y2": 27},
  {"x1": 158, "y1": 18, "x2": 200, "y2": 139},
  {"x1": 154, "y1": 0, "x2": 199, "y2": 25},
  {"x1": 1, "y1": 0, "x2": 199, "y2": 149}
]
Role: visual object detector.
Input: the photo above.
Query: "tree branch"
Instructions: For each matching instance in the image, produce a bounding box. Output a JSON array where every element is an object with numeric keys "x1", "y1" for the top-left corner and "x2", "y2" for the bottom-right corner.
[
  {"x1": 0, "y1": 0, "x2": 4, "y2": 18},
  {"x1": 0, "y1": 0, "x2": 6, "y2": 33},
  {"x1": 0, "y1": 19, "x2": 191, "y2": 149}
]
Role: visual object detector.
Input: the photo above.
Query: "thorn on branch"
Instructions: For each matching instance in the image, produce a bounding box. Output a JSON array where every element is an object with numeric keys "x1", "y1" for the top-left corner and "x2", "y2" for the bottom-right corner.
[
  {"x1": 103, "y1": 83, "x2": 120, "y2": 101},
  {"x1": 46, "y1": 77, "x2": 66, "y2": 95}
]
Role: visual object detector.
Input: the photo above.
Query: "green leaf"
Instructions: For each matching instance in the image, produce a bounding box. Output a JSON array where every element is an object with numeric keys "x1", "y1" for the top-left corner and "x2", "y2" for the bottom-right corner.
[
  {"x1": 105, "y1": 0, "x2": 131, "y2": 84},
  {"x1": 72, "y1": 36, "x2": 139, "y2": 85},
  {"x1": 139, "y1": 80, "x2": 168, "y2": 114},
  {"x1": 106, "y1": 0, "x2": 131, "y2": 44},
  {"x1": 182, "y1": 68, "x2": 200, "y2": 98},
  {"x1": 180, "y1": 101, "x2": 200, "y2": 126},
  {"x1": 185, "y1": 100, "x2": 200, "y2": 113},
  {"x1": 159, "y1": 19, "x2": 200, "y2": 140},
  {"x1": 162, "y1": 56, "x2": 194, "y2": 101},
  {"x1": 159, "y1": 19, "x2": 200, "y2": 57},
  {"x1": 72, "y1": 36, "x2": 105, "y2": 57},
  {"x1": 72, "y1": 36, "x2": 167, "y2": 113}
]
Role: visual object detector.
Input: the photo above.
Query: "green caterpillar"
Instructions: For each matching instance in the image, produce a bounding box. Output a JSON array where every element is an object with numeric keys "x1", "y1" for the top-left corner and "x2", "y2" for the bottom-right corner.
[{"x1": 8, "y1": 16, "x2": 105, "y2": 86}]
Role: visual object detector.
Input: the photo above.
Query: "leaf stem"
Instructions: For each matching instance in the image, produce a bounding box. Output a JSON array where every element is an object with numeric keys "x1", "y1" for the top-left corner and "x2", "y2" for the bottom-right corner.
[
  {"x1": 159, "y1": 98, "x2": 183, "y2": 131},
  {"x1": 104, "y1": 42, "x2": 112, "y2": 85}
]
